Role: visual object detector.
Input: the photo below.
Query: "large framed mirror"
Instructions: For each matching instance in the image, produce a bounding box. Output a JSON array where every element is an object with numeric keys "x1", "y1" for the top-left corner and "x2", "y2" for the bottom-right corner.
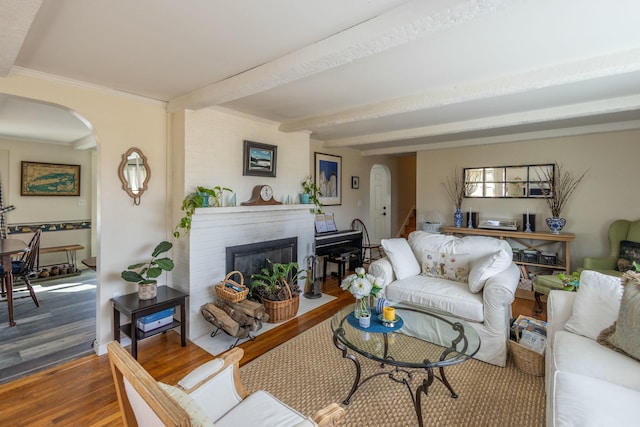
[
  {"x1": 464, "y1": 163, "x2": 553, "y2": 198},
  {"x1": 118, "y1": 147, "x2": 150, "y2": 205}
]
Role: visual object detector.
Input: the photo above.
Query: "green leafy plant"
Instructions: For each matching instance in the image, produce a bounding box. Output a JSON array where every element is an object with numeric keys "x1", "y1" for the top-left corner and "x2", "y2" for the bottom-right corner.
[
  {"x1": 174, "y1": 185, "x2": 232, "y2": 238},
  {"x1": 300, "y1": 177, "x2": 323, "y2": 214},
  {"x1": 121, "y1": 241, "x2": 174, "y2": 285},
  {"x1": 250, "y1": 260, "x2": 306, "y2": 301}
]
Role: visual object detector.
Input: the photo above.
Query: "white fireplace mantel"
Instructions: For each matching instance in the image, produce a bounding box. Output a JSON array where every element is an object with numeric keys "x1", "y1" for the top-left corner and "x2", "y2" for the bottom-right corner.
[{"x1": 182, "y1": 204, "x2": 316, "y2": 339}]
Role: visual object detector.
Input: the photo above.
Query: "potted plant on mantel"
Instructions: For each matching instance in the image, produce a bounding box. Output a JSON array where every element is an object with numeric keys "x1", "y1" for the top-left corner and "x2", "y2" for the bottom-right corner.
[
  {"x1": 300, "y1": 177, "x2": 323, "y2": 214},
  {"x1": 174, "y1": 185, "x2": 233, "y2": 238},
  {"x1": 250, "y1": 260, "x2": 306, "y2": 323},
  {"x1": 121, "y1": 241, "x2": 174, "y2": 300}
]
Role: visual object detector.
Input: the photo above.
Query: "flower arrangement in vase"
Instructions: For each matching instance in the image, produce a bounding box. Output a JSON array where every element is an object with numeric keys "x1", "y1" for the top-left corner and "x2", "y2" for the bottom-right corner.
[{"x1": 341, "y1": 267, "x2": 383, "y2": 326}]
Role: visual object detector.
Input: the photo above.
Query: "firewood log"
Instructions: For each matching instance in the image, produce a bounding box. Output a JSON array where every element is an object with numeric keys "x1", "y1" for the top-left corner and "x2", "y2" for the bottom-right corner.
[
  {"x1": 215, "y1": 300, "x2": 251, "y2": 327},
  {"x1": 201, "y1": 303, "x2": 241, "y2": 337}
]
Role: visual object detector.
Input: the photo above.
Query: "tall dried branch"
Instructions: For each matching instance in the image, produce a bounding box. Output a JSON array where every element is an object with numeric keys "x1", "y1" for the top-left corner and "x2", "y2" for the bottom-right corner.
[
  {"x1": 538, "y1": 163, "x2": 589, "y2": 217},
  {"x1": 442, "y1": 168, "x2": 477, "y2": 209}
]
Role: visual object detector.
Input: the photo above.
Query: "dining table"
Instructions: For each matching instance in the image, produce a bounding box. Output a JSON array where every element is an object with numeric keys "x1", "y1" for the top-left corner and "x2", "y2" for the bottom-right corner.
[{"x1": 0, "y1": 238, "x2": 30, "y2": 326}]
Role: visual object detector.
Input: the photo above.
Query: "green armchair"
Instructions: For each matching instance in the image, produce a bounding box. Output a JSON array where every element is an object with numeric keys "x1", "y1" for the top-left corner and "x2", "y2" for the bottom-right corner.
[{"x1": 582, "y1": 219, "x2": 640, "y2": 277}]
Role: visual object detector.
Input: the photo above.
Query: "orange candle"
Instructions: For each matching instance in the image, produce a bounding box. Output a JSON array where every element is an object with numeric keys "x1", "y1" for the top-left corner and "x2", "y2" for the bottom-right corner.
[{"x1": 383, "y1": 306, "x2": 395, "y2": 321}]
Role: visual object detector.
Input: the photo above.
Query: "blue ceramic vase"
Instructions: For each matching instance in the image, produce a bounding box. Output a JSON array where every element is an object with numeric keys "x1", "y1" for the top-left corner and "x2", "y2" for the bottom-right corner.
[
  {"x1": 546, "y1": 217, "x2": 566, "y2": 234},
  {"x1": 454, "y1": 207, "x2": 463, "y2": 227}
]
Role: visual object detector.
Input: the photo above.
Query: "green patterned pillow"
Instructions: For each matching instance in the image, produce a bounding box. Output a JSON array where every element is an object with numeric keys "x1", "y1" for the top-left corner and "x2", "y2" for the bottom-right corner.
[
  {"x1": 598, "y1": 279, "x2": 640, "y2": 361},
  {"x1": 421, "y1": 250, "x2": 470, "y2": 283}
]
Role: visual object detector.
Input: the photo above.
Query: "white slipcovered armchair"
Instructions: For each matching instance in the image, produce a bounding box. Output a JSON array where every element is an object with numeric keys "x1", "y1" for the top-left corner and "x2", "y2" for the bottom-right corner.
[
  {"x1": 107, "y1": 342, "x2": 345, "y2": 426},
  {"x1": 368, "y1": 231, "x2": 520, "y2": 367}
]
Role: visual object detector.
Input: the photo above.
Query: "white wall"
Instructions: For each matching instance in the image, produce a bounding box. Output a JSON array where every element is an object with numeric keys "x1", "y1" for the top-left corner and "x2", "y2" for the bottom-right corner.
[
  {"x1": 0, "y1": 72, "x2": 169, "y2": 353},
  {"x1": 416, "y1": 131, "x2": 640, "y2": 271},
  {"x1": 309, "y1": 140, "x2": 415, "y2": 236},
  {"x1": 0, "y1": 138, "x2": 92, "y2": 265}
]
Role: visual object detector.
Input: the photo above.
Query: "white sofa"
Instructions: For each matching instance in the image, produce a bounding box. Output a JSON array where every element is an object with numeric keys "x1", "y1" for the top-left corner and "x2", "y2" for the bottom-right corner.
[
  {"x1": 545, "y1": 270, "x2": 640, "y2": 427},
  {"x1": 369, "y1": 231, "x2": 520, "y2": 367}
]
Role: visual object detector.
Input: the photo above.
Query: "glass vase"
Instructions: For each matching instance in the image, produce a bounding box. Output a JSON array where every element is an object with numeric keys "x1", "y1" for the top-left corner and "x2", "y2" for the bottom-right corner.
[
  {"x1": 454, "y1": 207, "x2": 463, "y2": 227},
  {"x1": 354, "y1": 296, "x2": 371, "y2": 319}
]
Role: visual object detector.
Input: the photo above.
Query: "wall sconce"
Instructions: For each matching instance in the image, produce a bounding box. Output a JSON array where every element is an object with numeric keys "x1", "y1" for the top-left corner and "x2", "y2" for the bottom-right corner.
[{"x1": 118, "y1": 147, "x2": 150, "y2": 205}]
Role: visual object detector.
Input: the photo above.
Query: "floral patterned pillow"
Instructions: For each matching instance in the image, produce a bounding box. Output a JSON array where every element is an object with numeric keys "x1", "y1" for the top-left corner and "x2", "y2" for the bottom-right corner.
[{"x1": 421, "y1": 250, "x2": 470, "y2": 283}]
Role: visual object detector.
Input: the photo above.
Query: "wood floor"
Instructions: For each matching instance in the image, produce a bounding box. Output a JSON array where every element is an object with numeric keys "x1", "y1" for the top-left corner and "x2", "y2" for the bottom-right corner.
[{"x1": 0, "y1": 276, "x2": 546, "y2": 426}]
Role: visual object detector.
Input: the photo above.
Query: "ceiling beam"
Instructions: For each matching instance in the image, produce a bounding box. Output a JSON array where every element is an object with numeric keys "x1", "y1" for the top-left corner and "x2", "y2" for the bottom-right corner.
[
  {"x1": 282, "y1": 48, "x2": 640, "y2": 135},
  {"x1": 0, "y1": 0, "x2": 42, "y2": 77},
  {"x1": 360, "y1": 119, "x2": 640, "y2": 156},
  {"x1": 167, "y1": 0, "x2": 518, "y2": 112},
  {"x1": 324, "y1": 93, "x2": 640, "y2": 149}
]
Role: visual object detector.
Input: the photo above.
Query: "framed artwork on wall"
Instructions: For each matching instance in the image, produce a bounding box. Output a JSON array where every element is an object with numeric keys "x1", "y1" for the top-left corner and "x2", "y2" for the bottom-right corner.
[
  {"x1": 243, "y1": 140, "x2": 277, "y2": 177},
  {"x1": 351, "y1": 176, "x2": 359, "y2": 189},
  {"x1": 21, "y1": 161, "x2": 81, "y2": 196},
  {"x1": 314, "y1": 152, "x2": 342, "y2": 206}
]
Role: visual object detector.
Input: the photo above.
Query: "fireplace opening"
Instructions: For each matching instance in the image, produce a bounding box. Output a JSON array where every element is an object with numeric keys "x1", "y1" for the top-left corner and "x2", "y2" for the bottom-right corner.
[{"x1": 226, "y1": 237, "x2": 298, "y2": 285}]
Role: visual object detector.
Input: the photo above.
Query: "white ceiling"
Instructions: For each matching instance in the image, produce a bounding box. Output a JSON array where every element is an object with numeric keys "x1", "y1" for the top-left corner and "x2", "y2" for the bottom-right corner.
[{"x1": 2, "y1": 0, "x2": 640, "y2": 154}]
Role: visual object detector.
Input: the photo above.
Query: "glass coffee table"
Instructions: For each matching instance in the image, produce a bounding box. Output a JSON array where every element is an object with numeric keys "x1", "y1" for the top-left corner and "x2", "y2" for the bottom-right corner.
[{"x1": 330, "y1": 304, "x2": 480, "y2": 427}]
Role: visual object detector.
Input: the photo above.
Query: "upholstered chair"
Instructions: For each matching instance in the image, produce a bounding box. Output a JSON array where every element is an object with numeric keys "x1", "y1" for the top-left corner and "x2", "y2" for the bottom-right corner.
[
  {"x1": 582, "y1": 219, "x2": 640, "y2": 277},
  {"x1": 107, "y1": 342, "x2": 345, "y2": 426}
]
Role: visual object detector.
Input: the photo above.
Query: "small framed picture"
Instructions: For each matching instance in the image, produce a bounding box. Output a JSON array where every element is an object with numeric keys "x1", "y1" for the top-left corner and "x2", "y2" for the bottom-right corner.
[
  {"x1": 351, "y1": 176, "x2": 359, "y2": 189},
  {"x1": 243, "y1": 140, "x2": 277, "y2": 177}
]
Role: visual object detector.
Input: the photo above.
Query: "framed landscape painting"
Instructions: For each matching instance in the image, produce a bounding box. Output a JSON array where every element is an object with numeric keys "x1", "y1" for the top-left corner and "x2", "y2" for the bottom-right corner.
[
  {"x1": 315, "y1": 152, "x2": 342, "y2": 206},
  {"x1": 243, "y1": 140, "x2": 277, "y2": 177},
  {"x1": 21, "y1": 161, "x2": 81, "y2": 196}
]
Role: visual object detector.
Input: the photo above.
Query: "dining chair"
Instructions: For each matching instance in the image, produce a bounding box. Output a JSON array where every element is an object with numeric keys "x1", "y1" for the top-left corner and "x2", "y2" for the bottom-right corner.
[
  {"x1": 0, "y1": 229, "x2": 42, "y2": 307},
  {"x1": 350, "y1": 219, "x2": 383, "y2": 264}
]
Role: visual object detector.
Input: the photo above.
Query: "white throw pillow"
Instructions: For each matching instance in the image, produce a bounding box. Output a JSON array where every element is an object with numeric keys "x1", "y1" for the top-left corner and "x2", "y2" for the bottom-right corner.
[
  {"x1": 381, "y1": 238, "x2": 421, "y2": 280},
  {"x1": 467, "y1": 249, "x2": 512, "y2": 293},
  {"x1": 564, "y1": 270, "x2": 624, "y2": 340}
]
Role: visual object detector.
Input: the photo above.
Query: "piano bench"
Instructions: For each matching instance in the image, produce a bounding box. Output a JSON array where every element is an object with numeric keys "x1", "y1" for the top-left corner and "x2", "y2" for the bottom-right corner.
[{"x1": 323, "y1": 248, "x2": 362, "y2": 282}]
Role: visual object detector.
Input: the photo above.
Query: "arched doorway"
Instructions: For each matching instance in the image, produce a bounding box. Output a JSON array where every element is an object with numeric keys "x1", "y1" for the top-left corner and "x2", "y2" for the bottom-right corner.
[
  {"x1": 0, "y1": 93, "x2": 98, "y2": 380},
  {"x1": 369, "y1": 164, "x2": 391, "y2": 244}
]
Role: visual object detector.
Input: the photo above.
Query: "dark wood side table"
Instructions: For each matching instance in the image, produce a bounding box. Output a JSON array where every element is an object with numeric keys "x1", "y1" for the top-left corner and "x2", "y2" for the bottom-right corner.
[{"x1": 111, "y1": 286, "x2": 188, "y2": 359}]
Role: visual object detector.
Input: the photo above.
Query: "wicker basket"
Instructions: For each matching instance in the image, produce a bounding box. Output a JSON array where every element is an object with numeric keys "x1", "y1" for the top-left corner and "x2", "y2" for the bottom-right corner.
[
  {"x1": 262, "y1": 279, "x2": 299, "y2": 323},
  {"x1": 509, "y1": 319, "x2": 545, "y2": 376},
  {"x1": 215, "y1": 271, "x2": 249, "y2": 303}
]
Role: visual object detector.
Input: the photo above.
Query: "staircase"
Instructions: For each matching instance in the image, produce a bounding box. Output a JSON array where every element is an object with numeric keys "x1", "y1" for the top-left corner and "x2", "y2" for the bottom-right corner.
[{"x1": 398, "y1": 207, "x2": 417, "y2": 239}]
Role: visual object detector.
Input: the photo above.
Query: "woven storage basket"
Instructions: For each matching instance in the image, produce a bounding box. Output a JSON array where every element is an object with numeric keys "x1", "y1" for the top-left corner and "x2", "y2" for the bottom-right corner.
[
  {"x1": 509, "y1": 319, "x2": 545, "y2": 376},
  {"x1": 262, "y1": 279, "x2": 299, "y2": 323},
  {"x1": 215, "y1": 271, "x2": 249, "y2": 303}
]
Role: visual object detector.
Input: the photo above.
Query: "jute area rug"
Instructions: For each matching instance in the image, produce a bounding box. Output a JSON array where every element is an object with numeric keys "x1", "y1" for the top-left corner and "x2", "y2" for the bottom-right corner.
[{"x1": 240, "y1": 319, "x2": 545, "y2": 427}]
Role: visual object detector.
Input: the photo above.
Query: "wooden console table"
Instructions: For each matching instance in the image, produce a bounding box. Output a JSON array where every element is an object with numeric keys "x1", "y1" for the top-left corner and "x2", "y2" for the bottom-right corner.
[{"x1": 441, "y1": 226, "x2": 575, "y2": 276}]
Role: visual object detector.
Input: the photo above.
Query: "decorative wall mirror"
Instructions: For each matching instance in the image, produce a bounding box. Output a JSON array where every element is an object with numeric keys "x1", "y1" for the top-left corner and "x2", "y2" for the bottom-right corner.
[
  {"x1": 464, "y1": 163, "x2": 554, "y2": 198},
  {"x1": 118, "y1": 147, "x2": 150, "y2": 205}
]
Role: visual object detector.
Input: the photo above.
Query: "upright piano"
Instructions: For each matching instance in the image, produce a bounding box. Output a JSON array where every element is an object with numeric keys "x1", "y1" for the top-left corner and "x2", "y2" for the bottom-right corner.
[{"x1": 314, "y1": 229, "x2": 363, "y2": 281}]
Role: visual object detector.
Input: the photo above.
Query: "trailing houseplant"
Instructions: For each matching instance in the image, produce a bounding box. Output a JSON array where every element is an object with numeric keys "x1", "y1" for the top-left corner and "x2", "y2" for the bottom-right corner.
[
  {"x1": 121, "y1": 241, "x2": 174, "y2": 300},
  {"x1": 174, "y1": 185, "x2": 232, "y2": 238},
  {"x1": 250, "y1": 260, "x2": 307, "y2": 323},
  {"x1": 300, "y1": 177, "x2": 323, "y2": 214}
]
